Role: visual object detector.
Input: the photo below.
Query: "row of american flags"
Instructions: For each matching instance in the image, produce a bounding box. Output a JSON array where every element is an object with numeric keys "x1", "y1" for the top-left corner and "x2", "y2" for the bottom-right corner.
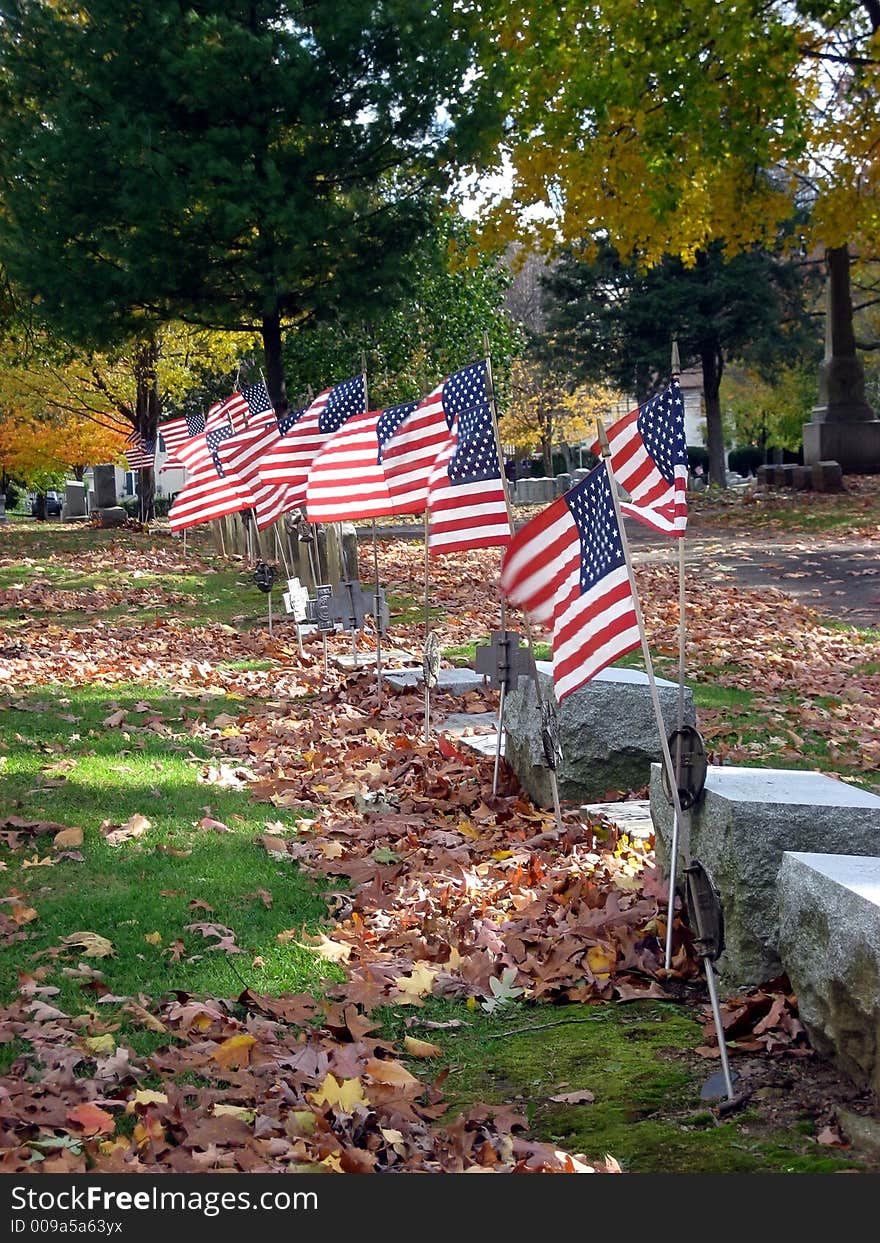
[{"x1": 124, "y1": 366, "x2": 688, "y2": 701}]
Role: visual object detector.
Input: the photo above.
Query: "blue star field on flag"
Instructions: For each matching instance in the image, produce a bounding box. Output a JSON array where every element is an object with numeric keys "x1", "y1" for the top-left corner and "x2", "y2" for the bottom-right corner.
[
  {"x1": 206, "y1": 425, "x2": 235, "y2": 476},
  {"x1": 445, "y1": 361, "x2": 499, "y2": 486},
  {"x1": 636, "y1": 385, "x2": 687, "y2": 484},
  {"x1": 242, "y1": 383, "x2": 273, "y2": 419},
  {"x1": 318, "y1": 375, "x2": 367, "y2": 436},
  {"x1": 565, "y1": 463, "x2": 627, "y2": 593},
  {"x1": 376, "y1": 401, "x2": 419, "y2": 464}
]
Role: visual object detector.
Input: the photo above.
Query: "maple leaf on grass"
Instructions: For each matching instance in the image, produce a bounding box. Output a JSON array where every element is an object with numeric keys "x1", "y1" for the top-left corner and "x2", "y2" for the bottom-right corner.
[
  {"x1": 211, "y1": 1034, "x2": 257, "y2": 1070},
  {"x1": 309, "y1": 1073, "x2": 367, "y2": 1112},
  {"x1": 60, "y1": 931, "x2": 115, "y2": 958},
  {"x1": 481, "y1": 968, "x2": 525, "y2": 1013}
]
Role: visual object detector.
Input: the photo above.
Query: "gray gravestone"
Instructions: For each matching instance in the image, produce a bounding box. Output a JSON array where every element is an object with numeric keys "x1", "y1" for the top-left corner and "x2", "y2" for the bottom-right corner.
[
  {"x1": 504, "y1": 662, "x2": 695, "y2": 808},
  {"x1": 63, "y1": 481, "x2": 87, "y2": 519},
  {"x1": 779, "y1": 851, "x2": 880, "y2": 1095},
  {"x1": 811, "y1": 460, "x2": 844, "y2": 493},
  {"x1": 651, "y1": 764, "x2": 880, "y2": 989},
  {"x1": 555, "y1": 473, "x2": 572, "y2": 496},
  {"x1": 533, "y1": 477, "x2": 556, "y2": 504},
  {"x1": 92, "y1": 465, "x2": 118, "y2": 509},
  {"x1": 0, "y1": 495, "x2": 6, "y2": 524}
]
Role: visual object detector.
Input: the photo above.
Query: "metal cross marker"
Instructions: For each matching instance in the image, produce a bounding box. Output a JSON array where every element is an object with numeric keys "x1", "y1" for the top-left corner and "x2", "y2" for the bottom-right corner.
[
  {"x1": 305, "y1": 584, "x2": 336, "y2": 632},
  {"x1": 284, "y1": 577, "x2": 311, "y2": 623},
  {"x1": 422, "y1": 630, "x2": 441, "y2": 741},
  {"x1": 685, "y1": 860, "x2": 737, "y2": 1103},
  {"x1": 474, "y1": 629, "x2": 533, "y2": 690},
  {"x1": 475, "y1": 629, "x2": 534, "y2": 794},
  {"x1": 252, "y1": 560, "x2": 276, "y2": 635}
]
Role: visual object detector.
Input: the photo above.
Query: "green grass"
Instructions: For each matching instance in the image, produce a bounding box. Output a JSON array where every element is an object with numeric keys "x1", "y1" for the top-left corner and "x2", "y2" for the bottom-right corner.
[
  {"x1": 378, "y1": 999, "x2": 873, "y2": 1174},
  {"x1": 0, "y1": 682, "x2": 339, "y2": 1065}
]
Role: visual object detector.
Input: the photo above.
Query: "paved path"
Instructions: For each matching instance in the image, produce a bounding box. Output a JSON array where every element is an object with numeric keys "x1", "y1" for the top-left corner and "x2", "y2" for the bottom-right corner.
[{"x1": 360, "y1": 518, "x2": 880, "y2": 630}]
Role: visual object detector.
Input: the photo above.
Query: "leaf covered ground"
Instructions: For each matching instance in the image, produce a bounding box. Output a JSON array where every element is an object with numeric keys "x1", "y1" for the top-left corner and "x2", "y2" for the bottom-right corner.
[{"x1": 1, "y1": 497, "x2": 879, "y2": 1174}]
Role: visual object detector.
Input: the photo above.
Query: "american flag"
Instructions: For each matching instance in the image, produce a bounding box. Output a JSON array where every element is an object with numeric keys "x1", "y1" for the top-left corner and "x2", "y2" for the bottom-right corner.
[
  {"x1": 258, "y1": 375, "x2": 367, "y2": 509},
  {"x1": 214, "y1": 411, "x2": 291, "y2": 531},
  {"x1": 124, "y1": 428, "x2": 156, "y2": 470},
  {"x1": 167, "y1": 423, "x2": 256, "y2": 531},
  {"x1": 588, "y1": 380, "x2": 688, "y2": 536},
  {"x1": 306, "y1": 401, "x2": 418, "y2": 522},
  {"x1": 159, "y1": 398, "x2": 238, "y2": 472},
  {"x1": 241, "y1": 382, "x2": 274, "y2": 421},
  {"x1": 381, "y1": 380, "x2": 457, "y2": 514},
  {"x1": 425, "y1": 361, "x2": 511, "y2": 554},
  {"x1": 500, "y1": 462, "x2": 640, "y2": 702}
]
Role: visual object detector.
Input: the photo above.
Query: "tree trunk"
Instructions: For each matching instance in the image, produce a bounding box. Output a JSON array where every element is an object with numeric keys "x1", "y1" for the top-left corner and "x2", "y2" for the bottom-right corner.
[
  {"x1": 700, "y1": 341, "x2": 727, "y2": 487},
  {"x1": 134, "y1": 339, "x2": 160, "y2": 522},
  {"x1": 261, "y1": 311, "x2": 289, "y2": 415}
]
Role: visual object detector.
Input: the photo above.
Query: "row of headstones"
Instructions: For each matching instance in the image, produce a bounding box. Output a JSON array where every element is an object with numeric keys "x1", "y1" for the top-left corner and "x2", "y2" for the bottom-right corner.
[
  {"x1": 508, "y1": 469, "x2": 592, "y2": 505},
  {"x1": 496, "y1": 662, "x2": 880, "y2": 1096},
  {"x1": 756, "y1": 460, "x2": 844, "y2": 492}
]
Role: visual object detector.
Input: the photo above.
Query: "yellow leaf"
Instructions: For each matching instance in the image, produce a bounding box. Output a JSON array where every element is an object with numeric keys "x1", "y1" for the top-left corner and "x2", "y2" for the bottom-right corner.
[
  {"x1": 144, "y1": 932, "x2": 162, "y2": 946},
  {"x1": 211, "y1": 1034, "x2": 257, "y2": 1070},
  {"x1": 392, "y1": 961, "x2": 439, "y2": 1003},
  {"x1": 61, "y1": 931, "x2": 115, "y2": 958},
  {"x1": 308, "y1": 1073, "x2": 367, "y2": 1112},
  {"x1": 587, "y1": 944, "x2": 616, "y2": 980},
  {"x1": 126, "y1": 1090, "x2": 168, "y2": 1114},
  {"x1": 403, "y1": 1035, "x2": 443, "y2": 1059},
  {"x1": 491, "y1": 849, "x2": 513, "y2": 861},
  {"x1": 289, "y1": 1110, "x2": 317, "y2": 1135},
  {"x1": 293, "y1": 933, "x2": 352, "y2": 963},
  {"x1": 133, "y1": 1115, "x2": 165, "y2": 1149},
  {"x1": 84, "y1": 1033, "x2": 116, "y2": 1055},
  {"x1": 380, "y1": 1127, "x2": 407, "y2": 1156},
  {"x1": 321, "y1": 1153, "x2": 343, "y2": 1172}
]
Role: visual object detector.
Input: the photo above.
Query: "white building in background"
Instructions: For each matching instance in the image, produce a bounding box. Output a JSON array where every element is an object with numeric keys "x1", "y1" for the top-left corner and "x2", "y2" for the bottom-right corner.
[
  {"x1": 679, "y1": 366, "x2": 706, "y2": 446},
  {"x1": 82, "y1": 431, "x2": 187, "y2": 505}
]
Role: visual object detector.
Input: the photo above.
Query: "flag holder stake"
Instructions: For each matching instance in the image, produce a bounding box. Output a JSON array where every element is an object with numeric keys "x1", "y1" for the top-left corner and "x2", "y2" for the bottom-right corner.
[
  {"x1": 666, "y1": 339, "x2": 688, "y2": 970},
  {"x1": 597, "y1": 418, "x2": 690, "y2": 959},
  {"x1": 423, "y1": 510, "x2": 431, "y2": 742},
  {"x1": 599, "y1": 422, "x2": 731, "y2": 1090},
  {"x1": 372, "y1": 519, "x2": 383, "y2": 710},
  {"x1": 301, "y1": 509, "x2": 328, "y2": 679},
  {"x1": 483, "y1": 331, "x2": 563, "y2": 828}
]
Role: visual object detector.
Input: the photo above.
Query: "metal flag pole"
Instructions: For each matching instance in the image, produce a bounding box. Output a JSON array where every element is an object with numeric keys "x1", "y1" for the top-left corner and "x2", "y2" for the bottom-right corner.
[
  {"x1": 361, "y1": 350, "x2": 384, "y2": 710},
  {"x1": 597, "y1": 418, "x2": 689, "y2": 961},
  {"x1": 666, "y1": 337, "x2": 689, "y2": 970},
  {"x1": 482, "y1": 331, "x2": 564, "y2": 828},
  {"x1": 601, "y1": 426, "x2": 735, "y2": 1102},
  {"x1": 423, "y1": 509, "x2": 432, "y2": 742},
  {"x1": 482, "y1": 331, "x2": 511, "y2": 794}
]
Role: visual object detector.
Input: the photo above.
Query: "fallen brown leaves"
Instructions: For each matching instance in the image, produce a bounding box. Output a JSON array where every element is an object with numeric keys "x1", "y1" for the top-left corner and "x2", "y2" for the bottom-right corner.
[{"x1": 2, "y1": 521, "x2": 875, "y2": 1174}]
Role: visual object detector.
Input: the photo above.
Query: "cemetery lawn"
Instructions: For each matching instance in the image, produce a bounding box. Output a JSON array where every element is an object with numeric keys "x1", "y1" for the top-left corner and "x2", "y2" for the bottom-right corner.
[{"x1": 1, "y1": 517, "x2": 879, "y2": 1174}]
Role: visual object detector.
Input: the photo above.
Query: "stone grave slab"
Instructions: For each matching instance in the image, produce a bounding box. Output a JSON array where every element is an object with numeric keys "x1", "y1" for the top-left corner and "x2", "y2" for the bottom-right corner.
[
  {"x1": 439, "y1": 711, "x2": 501, "y2": 759},
  {"x1": 504, "y1": 662, "x2": 695, "y2": 809},
  {"x1": 581, "y1": 800, "x2": 653, "y2": 842},
  {"x1": 334, "y1": 648, "x2": 419, "y2": 672},
  {"x1": 650, "y1": 764, "x2": 880, "y2": 989},
  {"x1": 779, "y1": 851, "x2": 880, "y2": 1095},
  {"x1": 384, "y1": 666, "x2": 487, "y2": 694},
  {"x1": 92, "y1": 464, "x2": 118, "y2": 509}
]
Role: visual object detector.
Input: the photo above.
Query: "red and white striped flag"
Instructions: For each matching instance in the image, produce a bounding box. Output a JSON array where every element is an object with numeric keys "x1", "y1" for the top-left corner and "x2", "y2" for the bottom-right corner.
[
  {"x1": 160, "y1": 395, "x2": 244, "y2": 472},
  {"x1": 123, "y1": 429, "x2": 156, "y2": 471},
  {"x1": 215, "y1": 412, "x2": 292, "y2": 531},
  {"x1": 588, "y1": 380, "x2": 688, "y2": 536},
  {"x1": 500, "y1": 462, "x2": 640, "y2": 701},
  {"x1": 258, "y1": 375, "x2": 367, "y2": 510},
  {"x1": 381, "y1": 383, "x2": 454, "y2": 515},
  {"x1": 306, "y1": 402, "x2": 418, "y2": 522},
  {"x1": 167, "y1": 424, "x2": 255, "y2": 532}
]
